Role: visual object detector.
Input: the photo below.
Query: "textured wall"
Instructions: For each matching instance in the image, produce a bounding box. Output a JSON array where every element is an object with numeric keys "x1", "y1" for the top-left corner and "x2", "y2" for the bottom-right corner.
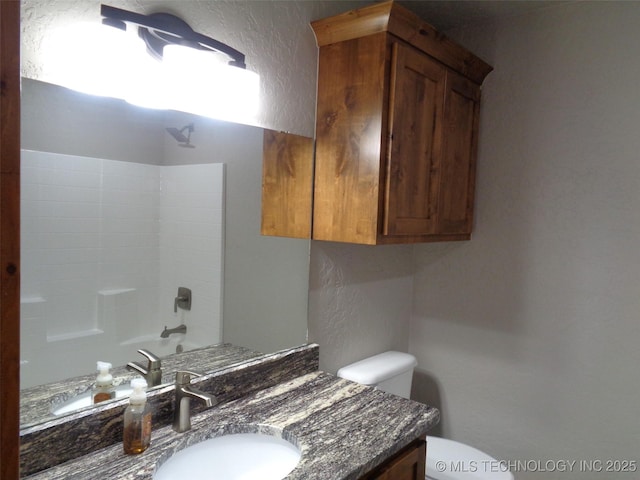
[
  {"x1": 308, "y1": 242, "x2": 414, "y2": 373},
  {"x1": 410, "y1": 2, "x2": 640, "y2": 478},
  {"x1": 21, "y1": 0, "x2": 365, "y2": 136}
]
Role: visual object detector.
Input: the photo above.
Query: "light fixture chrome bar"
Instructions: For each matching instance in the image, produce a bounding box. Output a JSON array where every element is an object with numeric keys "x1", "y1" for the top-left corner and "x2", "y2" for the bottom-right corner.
[{"x1": 100, "y1": 4, "x2": 247, "y2": 68}]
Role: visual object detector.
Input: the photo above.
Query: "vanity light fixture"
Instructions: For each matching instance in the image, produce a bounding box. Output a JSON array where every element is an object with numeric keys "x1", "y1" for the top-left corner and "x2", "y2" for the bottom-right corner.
[
  {"x1": 100, "y1": 5, "x2": 247, "y2": 68},
  {"x1": 43, "y1": 5, "x2": 259, "y2": 123},
  {"x1": 100, "y1": 4, "x2": 259, "y2": 121}
]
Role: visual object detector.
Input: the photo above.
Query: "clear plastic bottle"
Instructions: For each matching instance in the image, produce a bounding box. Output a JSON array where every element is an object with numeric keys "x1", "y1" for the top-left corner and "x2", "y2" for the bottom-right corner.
[
  {"x1": 123, "y1": 378, "x2": 151, "y2": 454},
  {"x1": 93, "y1": 361, "x2": 115, "y2": 404}
]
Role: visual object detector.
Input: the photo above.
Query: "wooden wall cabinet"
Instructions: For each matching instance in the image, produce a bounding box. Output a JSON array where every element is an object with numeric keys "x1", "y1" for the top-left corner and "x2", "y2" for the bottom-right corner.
[
  {"x1": 311, "y1": 1, "x2": 492, "y2": 245},
  {"x1": 261, "y1": 130, "x2": 314, "y2": 238}
]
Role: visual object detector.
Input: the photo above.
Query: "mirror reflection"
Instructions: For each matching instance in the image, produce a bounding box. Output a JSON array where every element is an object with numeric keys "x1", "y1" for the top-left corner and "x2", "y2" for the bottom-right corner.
[{"x1": 20, "y1": 78, "x2": 310, "y2": 426}]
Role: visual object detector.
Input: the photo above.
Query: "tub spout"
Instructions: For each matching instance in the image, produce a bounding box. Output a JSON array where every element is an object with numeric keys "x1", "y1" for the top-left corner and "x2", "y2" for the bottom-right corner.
[{"x1": 161, "y1": 324, "x2": 187, "y2": 338}]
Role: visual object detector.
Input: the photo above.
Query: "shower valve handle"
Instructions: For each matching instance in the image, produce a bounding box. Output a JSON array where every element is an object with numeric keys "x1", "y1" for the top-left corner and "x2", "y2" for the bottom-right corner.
[{"x1": 174, "y1": 287, "x2": 192, "y2": 312}]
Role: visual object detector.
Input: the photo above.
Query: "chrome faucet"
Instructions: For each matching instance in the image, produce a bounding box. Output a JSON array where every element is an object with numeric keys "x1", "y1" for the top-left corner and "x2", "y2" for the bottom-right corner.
[
  {"x1": 126, "y1": 349, "x2": 162, "y2": 387},
  {"x1": 161, "y1": 324, "x2": 187, "y2": 338},
  {"x1": 173, "y1": 371, "x2": 217, "y2": 433}
]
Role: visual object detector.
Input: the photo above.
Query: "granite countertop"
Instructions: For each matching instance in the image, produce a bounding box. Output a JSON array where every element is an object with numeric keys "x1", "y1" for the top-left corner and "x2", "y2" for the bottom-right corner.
[
  {"x1": 20, "y1": 343, "x2": 262, "y2": 427},
  {"x1": 25, "y1": 371, "x2": 439, "y2": 480}
]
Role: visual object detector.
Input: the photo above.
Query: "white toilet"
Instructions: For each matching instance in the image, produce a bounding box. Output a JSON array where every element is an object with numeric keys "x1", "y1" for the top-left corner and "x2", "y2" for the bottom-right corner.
[{"x1": 337, "y1": 351, "x2": 514, "y2": 480}]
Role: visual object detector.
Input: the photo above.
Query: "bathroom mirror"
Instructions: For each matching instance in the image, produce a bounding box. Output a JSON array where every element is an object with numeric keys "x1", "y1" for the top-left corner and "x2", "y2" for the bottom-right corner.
[{"x1": 19, "y1": 78, "x2": 310, "y2": 427}]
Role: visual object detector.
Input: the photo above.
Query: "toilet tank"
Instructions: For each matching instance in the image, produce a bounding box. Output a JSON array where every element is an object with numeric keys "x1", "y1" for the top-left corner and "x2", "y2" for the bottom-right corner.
[{"x1": 336, "y1": 351, "x2": 417, "y2": 399}]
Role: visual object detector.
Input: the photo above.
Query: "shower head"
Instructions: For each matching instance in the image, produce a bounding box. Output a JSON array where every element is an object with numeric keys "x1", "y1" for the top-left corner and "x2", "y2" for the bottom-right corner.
[
  {"x1": 166, "y1": 127, "x2": 189, "y2": 143},
  {"x1": 166, "y1": 123, "x2": 195, "y2": 148}
]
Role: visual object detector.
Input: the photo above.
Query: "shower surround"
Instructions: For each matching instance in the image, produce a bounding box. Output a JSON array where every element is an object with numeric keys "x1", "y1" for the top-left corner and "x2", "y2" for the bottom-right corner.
[{"x1": 20, "y1": 149, "x2": 225, "y2": 388}]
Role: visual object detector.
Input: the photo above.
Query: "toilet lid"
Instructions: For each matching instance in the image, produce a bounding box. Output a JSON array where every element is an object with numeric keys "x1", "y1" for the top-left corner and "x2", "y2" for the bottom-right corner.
[{"x1": 425, "y1": 436, "x2": 514, "y2": 480}]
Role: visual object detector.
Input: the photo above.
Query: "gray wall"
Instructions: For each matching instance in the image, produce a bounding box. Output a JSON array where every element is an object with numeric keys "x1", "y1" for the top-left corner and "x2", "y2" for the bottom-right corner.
[
  {"x1": 21, "y1": 79, "x2": 164, "y2": 163},
  {"x1": 308, "y1": 243, "x2": 414, "y2": 373},
  {"x1": 409, "y1": 2, "x2": 640, "y2": 477}
]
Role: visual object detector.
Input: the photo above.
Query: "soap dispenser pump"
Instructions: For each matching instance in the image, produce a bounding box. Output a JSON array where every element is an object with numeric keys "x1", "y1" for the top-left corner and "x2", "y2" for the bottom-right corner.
[
  {"x1": 123, "y1": 378, "x2": 152, "y2": 455},
  {"x1": 93, "y1": 361, "x2": 115, "y2": 404}
]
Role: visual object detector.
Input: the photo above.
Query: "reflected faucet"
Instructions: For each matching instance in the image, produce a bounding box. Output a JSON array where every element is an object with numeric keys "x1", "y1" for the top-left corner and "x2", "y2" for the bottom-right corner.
[
  {"x1": 161, "y1": 324, "x2": 187, "y2": 338},
  {"x1": 173, "y1": 371, "x2": 217, "y2": 433},
  {"x1": 126, "y1": 349, "x2": 162, "y2": 387}
]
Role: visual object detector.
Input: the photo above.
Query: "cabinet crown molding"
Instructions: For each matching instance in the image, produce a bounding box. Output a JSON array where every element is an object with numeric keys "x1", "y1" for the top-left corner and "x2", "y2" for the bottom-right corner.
[{"x1": 311, "y1": 0, "x2": 493, "y2": 85}]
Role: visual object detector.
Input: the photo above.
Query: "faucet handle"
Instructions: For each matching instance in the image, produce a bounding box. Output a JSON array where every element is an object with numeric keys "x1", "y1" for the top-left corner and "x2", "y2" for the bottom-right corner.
[
  {"x1": 174, "y1": 287, "x2": 192, "y2": 313},
  {"x1": 137, "y1": 349, "x2": 161, "y2": 370},
  {"x1": 175, "y1": 370, "x2": 203, "y2": 385}
]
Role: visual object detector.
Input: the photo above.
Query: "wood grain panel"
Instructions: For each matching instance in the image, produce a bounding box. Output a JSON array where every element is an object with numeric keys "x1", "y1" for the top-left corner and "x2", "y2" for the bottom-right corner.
[
  {"x1": 311, "y1": 1, "x2": 393, "y2": 47},
  {"x1": 360, "y1": 437, "x2": 426, "y2": 479},
  {"x1": 311, "y1": 2, "x2": 490, "y2": 245},
  {"x1": 384, "y1": 42, "x2": 445, "y2": 236},
  {"x1": 386, "y1": 2, "x2": 492, "y2": 85},
  {"x1": 438, "y1": 71, "x2": 481, "y2": 234},
  {"x1": 0, "y1": 2, "x2": 22, "y2": 479},
  {"x1": 312, "y1": 33, "x2": 387, "y2": 244},
  {"x1": 261, "y1": 130, "x2": 314, "y2": 238},
  {"x1": 311, "y1": 1, "x2": 492, "y2": 84}
]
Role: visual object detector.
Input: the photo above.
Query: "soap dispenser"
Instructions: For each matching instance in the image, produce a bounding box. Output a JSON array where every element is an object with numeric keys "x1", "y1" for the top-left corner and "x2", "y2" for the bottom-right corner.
[
  {"x1": 93, "y1": 361, "x2": 115, "y2": 404},
  {"x1": 123, "y1": 378, "x2": 151, "y2": 455}
]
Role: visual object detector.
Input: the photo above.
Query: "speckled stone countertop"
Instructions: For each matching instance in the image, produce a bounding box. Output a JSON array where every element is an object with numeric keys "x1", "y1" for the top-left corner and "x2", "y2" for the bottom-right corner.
[
  {"x1": 21, "y1": 344, "x2": 319, "y2": 476},
  {"x1": 24, "y1": 371, "x2": 439, "y2": 480},
  {"x1": 21, "y1": 343, "x2": 262, "y2": 427}
]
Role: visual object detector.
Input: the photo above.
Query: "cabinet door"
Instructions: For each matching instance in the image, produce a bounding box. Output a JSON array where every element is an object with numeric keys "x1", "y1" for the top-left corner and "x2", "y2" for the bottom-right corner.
[
  {"x1": 383, "y1": 42, "x2": 446, "y2": 236},
  {"x1": 438, "y1": 71, "x2": 481, "y2": 234},
  {"x1": 313, "y1": 33, "x2": 388, "y2": 244},
  {"x1": 361, "y1": 439, "x2": 426, "y2": 480}
]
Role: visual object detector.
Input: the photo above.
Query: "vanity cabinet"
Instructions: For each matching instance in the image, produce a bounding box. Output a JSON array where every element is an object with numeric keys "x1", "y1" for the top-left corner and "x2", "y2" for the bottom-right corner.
[
  {"x1": 310, "y1": 0, "x2": 492, "y2": 244},
  {"x1": 360, "y1": 437, "x2": 426, "y2": 480}
]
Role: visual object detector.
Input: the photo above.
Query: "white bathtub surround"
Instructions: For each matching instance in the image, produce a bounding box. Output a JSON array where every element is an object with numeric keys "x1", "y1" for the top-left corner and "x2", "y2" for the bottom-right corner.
[
  {"x1": 97, "y1": 289, "x2": 138, "y2": 344},
  {"x1": 158, "y1": 164, "x2": 225, "y2": 345},
  {"x1": 20, "y1": 150, "x2": 224, "y2": 387}
]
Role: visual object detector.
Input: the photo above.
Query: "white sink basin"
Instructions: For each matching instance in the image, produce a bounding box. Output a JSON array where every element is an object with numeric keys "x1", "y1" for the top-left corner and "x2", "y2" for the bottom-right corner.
[
  {"x1": 51, "y1": 384, "x2": 133, "y2": 415},
  {"x1": 154, "y1": 432, "x2": 301, "y2": 480}
]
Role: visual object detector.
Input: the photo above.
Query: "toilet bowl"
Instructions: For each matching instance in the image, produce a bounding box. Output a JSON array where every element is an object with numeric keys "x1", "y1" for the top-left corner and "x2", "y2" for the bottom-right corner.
[
  {"x1": 424, "y1": 436, "x2": 513, "y2": 480},
  {"x1": 337, "y1": 351, "x2": 514, "y2": 480}
]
